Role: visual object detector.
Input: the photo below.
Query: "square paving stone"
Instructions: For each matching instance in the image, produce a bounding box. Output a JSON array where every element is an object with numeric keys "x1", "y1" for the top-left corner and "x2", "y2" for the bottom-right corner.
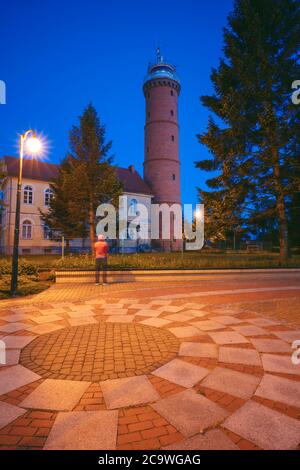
[
  {"x1": 233, "y1": 325, "x2": 268, "y2": 336},
  {"x1": 152, "y1": 359, "x2": 209, "y2": 388},
  {"x1": 164, "y1": 429, "x2": 239, "y2": 450},
  {"x1": 26, "y1": 324, "x2": 64, "y2": 335},
  {"x1": 201, "y1": 367, "x2": 261, "y2": 399},
  {"x1": 100, "y1": 375, "x2": 159, "y2": 409},
  {"x1": 181, "y1": 303, "x2": 207, "y2": 310},
  {"x1": 134, "y1": 309, "x2": 162, "y2": 318},
  {"x1": 29, "y1": 315, "x2": 63, "y2": 324},
  {"x1": 193, "y1": 320, "x2": 225, "y2": 331},
  {"x1": 140, "y1": 318, "x2": 172, "y2": 328},
  {"x1": 0, "y1": 322, "x2": 30, "y2": 333},
  {"x1": 0, "y1": 335, "x2": 36, "y2": 349},
  {"x1": 168, "y1": 326, "x2": 203, "y2": 338},
  {"x1": 19, "y1": 379, "x2": 91, "y2": 411},
  {"x1": 0, "y1": 401, "x2": 27, "y2": 429},
  {"x1": 274, "y1": 331, "x2": 300, "y2": 343},
  {"x1": 158, "y1": 306, "x2": 185, "y2": 313},
  {"x1": 219, "y1": 347, "x2": 261, "y2": 366},
  {"x1": 106, "y1": 315, "x2": 135, "y2": 323},
  {"x1": 209, "y1": 316, "x2": 243, "y2": 326},
  {"x1": 68, "y1": 317, "x2": 98, "y2": 326},
  {"x1": 262, "y1": 354, "x2": 300, "y2": 376},
  {"x1": 251, "y1": 338, "x2": 291, "y2": 353},
  {"x1": 101, "y1": 309, "x2": 128, "y2": 316},
  {"x1": 247, "y1": 318, "x2": 281, "y2": 327},
  {"x1": 222, "y1": 401, "x2": 300, "y2": 450},
  {"x1": 1, "y1": 314, "x2": 32, "y2": 323},
  {"x1": 152, "y1": 389, "x2": 229, "y2": 437},
  {"x1": 255, "y1": 374, "x2": 300, "y2": 408},
  {"x1": 0, "y1": 365, "x2": 41, "y2": 396},
  {"x1": 0, "y1": 349, "x2": 20, "y2": 367},
  {"x1": 179, "y1": 342, "x2": 218, "y2": 359},
  {"x1": 44, "y1": 410, "x2": 118, "y2": 450},
  {"x1": 184, "y1": 310, "x2": 209, "y2": 318},
  {"x1": 208, "y1": 331, "x2": 249, "y2": 345},
  {"x1": 164, "y1": 313, "x2": 194, "y2": 322}
]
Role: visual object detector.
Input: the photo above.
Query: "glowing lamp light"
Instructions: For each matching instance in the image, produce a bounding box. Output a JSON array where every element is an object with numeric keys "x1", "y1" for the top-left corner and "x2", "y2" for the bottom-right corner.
[{"x1": 25, "y1": 136, "x2": 43, "y2": 155}]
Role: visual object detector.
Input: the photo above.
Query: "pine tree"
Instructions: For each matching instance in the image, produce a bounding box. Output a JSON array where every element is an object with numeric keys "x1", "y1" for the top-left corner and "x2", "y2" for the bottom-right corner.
[
  {"x1": 196, "y1": 0, "x2": 300, "y2": 263},
  {"x1": 67, "y1": 104, "x2": 122, "y2": 253}
]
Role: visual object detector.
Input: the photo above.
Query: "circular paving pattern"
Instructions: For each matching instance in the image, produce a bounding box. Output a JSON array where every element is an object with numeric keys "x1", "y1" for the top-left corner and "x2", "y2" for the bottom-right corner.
[{"x1": 20, "y1": 322, "x2": 180, "y2": 382}]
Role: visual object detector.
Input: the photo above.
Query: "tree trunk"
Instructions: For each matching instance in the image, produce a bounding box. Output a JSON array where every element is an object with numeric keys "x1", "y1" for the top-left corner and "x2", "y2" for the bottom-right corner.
[
  {"x1": 89, "y1": 203, "x2": 95, "y2": 255},
  {"x1": 273, "y1": 155, "x2": 289, "y2": 265}
]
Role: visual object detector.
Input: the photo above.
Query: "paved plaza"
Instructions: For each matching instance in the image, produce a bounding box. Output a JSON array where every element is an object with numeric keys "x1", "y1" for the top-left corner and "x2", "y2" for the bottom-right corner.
[{"x1": 0, "y1": 275, "x2": 300, "y2": 450}]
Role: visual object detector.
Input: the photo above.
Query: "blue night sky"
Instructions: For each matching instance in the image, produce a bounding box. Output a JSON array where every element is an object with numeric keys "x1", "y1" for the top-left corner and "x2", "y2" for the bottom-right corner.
[{"x1": 0, "y1": 0, "x2": 233, "y2": 206}]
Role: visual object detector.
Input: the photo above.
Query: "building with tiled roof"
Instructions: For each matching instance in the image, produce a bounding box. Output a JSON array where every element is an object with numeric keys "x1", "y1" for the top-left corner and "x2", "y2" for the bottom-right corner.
[{"x1": 0, "y1": 156, "x2": 153, "y2": 254}]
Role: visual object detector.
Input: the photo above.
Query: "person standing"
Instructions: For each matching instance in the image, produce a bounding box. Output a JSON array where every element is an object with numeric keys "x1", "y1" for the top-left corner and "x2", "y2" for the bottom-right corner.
[{"x1": 94, "y1": 234, "x2": 109, "y2": 285}]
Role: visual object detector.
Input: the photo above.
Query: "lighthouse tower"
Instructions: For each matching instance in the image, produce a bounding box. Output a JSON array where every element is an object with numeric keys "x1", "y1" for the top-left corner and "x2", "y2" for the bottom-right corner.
[{"x1": 143, "y1": 49, "x2": 182, "y2": 251}]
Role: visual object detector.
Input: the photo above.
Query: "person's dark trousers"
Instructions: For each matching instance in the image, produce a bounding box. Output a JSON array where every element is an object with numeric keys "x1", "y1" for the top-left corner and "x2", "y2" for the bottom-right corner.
[{"x1": 95, "y1": 257, "x2": 107, "y2": 284}]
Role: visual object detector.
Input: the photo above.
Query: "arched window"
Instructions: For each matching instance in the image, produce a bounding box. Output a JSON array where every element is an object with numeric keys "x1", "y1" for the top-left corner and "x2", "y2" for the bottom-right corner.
[
  {"x1": 22, "y1": 220, "x2": 32, "y2": 239},
  {"x1": 44, "y1": 188, "x2": 53, "y2": 206},
  {"x1": 129, "y1": 198, "x2": 138, "y2": 217},
  {"x1": 23, "y1": 185, "x2": 33, "y2": 204}
]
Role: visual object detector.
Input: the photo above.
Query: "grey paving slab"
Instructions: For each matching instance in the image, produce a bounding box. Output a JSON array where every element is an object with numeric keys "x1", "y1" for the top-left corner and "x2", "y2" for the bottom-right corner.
[
  {"x1": 164, "y1": 429, "x2": 239, "y2": 450},
  {"x1": 184, "y1": 310, "x2": 209, "y2": 318},
  {"x1": 1, "y1": 314, "x2": 32, "y2": 323},
  {"x1": 158, "y1": 306, "x2": 185, "y2": 313},
  {"x1": 29, "y1": 315, "x2": 63, "y2": 324},
  {"x1": 100, "y1": 375, "x2": 159, "y2": 409},
  {"x1": 201, "y1": 367, "x2": 261, "y2": 399},
  {"x1": 209, "y1": 316, "x2": 243, "y2": 325},
  {"x1": 0, "y1": 401, "x2": 27, "y2": 429},
  {"x1": 262, "y1": 354, "x2": 300, "y2": 376},
  {"x1": 0, "y1": 323, "x2": 30, "y2": 333},
  {"x1": 152, "y1": 359, "x2": 210, "y2": 388},
  {"x1": 68, "y1": 317, "x2": 98, "y2": 326},
  {"x1": 193, "y1": 320, "x2": 224, "y2": 331},
  {"x1": 101, "y1": 309, "x2": 129, "y2": 316},
  {"x1": 219, "y1": 347, "x2": 261, "y2": 367},
  {"x1": 208, "y1": 331, "x2": 249, "y2": 345},
  {"x1": 233, "y1": 325, "x2": 268, "y2": 336},
  {"x1": 251, "y1": 338, "x2": 291, "y2": 353},
  {"x1": 44, "y1": 410, "x2": 118, "y2": 450},
  {"x1": 19, "y1": 379, "x2": 91, "y2": 411},
  {"x1": 274, "y1": 331, "x2": 300, "y2": 343},
  {"x1": 168, "y1": 326, "x2": 203, "y2": 338},
  {"x1": 164, "y1": 313, "x2": 194, "y2": 322},
  {"x1": 179, "y1": 342, "x2": 218, "y2": 359},
  {"x1": 152, "y1": 389, "x2": 229, "y2": 437},
  {"x1": 223, "y1": 401, "x2": 300, "y2": 450},
  {"x1": 133, "y1": 309, "x2": 162, "y2": 318},
  {"x1": 140, "y1": 318, "x2": 172, "y2": 328},
  {"x1": 247, "y1": 318, "x2": 281, "y2": 327},
  {"x1": 0, "y1": 365, "x2": 41, "y2": 396},
  {"x1": 255, "y1": 374, "x2": 300, "y2": 408},
  {"x1": 0, "y1": 335, "x2": 36, "y2": 349}
]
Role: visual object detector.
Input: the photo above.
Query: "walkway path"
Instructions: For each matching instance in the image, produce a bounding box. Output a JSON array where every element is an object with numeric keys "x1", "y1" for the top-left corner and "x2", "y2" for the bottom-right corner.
[{"x1": 0, "y1": 277, "x2": 299, "y2": 450}]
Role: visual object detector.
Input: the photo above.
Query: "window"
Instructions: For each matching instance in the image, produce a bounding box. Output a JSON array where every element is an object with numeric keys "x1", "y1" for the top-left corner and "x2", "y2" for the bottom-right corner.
[
  {"x1": 147, "y1": 92, "x2": 150, "y2": 98},
  {"x1": 170, "y1": 90, "x2": 174, "y2": 96},
  {"x1": 43, "y1": 223, "x2": 52, "y2": 240},
  {"x1": 22, "y1": 249, "x2": 31, "y2": 254},
  {"x1": 170, "y1": 110, "x2": 174, "y2": 116},
  {"x1": 172, "y1": 174, "x2": 176, "y2": 181},
  {"x1": 171, "y1": 135, "x2": 175, "y2": 142},
  {"x1": 44, "y1": 188, "x2": 53, "y2": 206},
  {"x1": 22, "y1": 220, "x2": 32, "y2": 239},
  {"x1": 23, "y1": 185, "x2": 33, "y2": 204},
  {"x1": 129, "y1": 198, "x2": 138, "y2": 217}
]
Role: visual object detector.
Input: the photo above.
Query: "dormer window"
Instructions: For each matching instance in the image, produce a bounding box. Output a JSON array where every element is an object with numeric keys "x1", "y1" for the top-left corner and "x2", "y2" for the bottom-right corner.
[{"x1": 23, "y1": 185, "x2": 33, "y2": 204}]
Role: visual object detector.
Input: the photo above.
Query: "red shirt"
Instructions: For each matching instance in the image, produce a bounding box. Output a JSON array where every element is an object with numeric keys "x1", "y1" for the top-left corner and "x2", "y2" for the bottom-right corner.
[{"x1": 94, "y1": 240, "x2": 109, "y2": 259}]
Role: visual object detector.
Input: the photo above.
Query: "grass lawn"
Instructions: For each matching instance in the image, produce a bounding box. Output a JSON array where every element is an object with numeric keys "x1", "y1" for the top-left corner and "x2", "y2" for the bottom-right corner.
[{"x1": 0, "y1": 252, "x2": 299, "y2": 299}]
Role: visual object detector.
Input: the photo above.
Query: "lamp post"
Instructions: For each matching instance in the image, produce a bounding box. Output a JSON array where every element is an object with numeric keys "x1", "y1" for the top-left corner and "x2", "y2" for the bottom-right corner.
[{"x1": 10, "y1": 130, "x2": 42, "y2": 296}]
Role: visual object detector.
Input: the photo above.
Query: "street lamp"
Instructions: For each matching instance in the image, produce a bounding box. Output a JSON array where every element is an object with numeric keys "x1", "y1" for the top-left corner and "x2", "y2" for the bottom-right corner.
[{"x1": 10, "y1": 130, "x2": 43, "y2": 296}]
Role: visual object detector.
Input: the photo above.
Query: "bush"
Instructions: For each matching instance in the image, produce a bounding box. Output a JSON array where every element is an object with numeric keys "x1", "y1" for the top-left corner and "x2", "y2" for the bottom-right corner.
[{"x1": 0, "y1": 259, "x2": 38, "y2": 276}]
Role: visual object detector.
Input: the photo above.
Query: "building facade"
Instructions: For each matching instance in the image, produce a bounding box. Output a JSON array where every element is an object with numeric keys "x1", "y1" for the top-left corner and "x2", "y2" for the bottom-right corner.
[{"x1": 0, "y1": 157, "x2": 153, "y2": 255}]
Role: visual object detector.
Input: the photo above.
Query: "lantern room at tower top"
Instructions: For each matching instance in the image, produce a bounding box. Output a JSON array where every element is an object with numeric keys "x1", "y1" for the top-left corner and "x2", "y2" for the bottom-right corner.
[{"x1": 143, "y1": 48, "x2": 181, "y2": 93}]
